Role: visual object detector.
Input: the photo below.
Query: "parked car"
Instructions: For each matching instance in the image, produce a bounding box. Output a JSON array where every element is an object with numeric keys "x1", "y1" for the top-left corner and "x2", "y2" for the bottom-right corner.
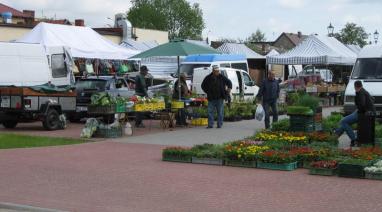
[
  {"x1": 289, "y1": 65, "x2": 333, "y2": 83},
  {"x1": 125, "y1": 72, "x2": 173, "y2": 97},
  {"x1": 68, "y1": 76, "x2": 135, "y2": 122}
]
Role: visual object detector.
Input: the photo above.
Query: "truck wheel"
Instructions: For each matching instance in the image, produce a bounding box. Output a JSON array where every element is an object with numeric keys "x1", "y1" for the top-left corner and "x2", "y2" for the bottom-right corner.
[
  {"x1": 3, "y1": 121, "x2": 18, "y2": 129},
  {"x1": 43, "y1": 109, "x2": 60, "y2": 130}
]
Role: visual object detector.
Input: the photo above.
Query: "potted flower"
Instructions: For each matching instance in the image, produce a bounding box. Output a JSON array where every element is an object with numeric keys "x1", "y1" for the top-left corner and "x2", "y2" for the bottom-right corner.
[
  {"x1": 309, "y1": 160, "x2": 338, "y2": 176},
  {"x1": 162, "y1": 146, "x2": 193, "y2": 163},
  {"x1": 224, "y1": 141, "x2": 269, "y2": 168},
  {"x1": 364, "y1": 159, "x2": 382, "y2": 180},
  {"x1": 191, "y1": 143, "x2": 225, "y2": 165},
  {"x1": 257, "y1": 150, "x2": 298, "y2": 171},
  {"x1": 307, "y1": 132, "x2": 338, "y2": 146},
  {"x1": 290, "y1": 147, "x2": 320, "y2": 168}
]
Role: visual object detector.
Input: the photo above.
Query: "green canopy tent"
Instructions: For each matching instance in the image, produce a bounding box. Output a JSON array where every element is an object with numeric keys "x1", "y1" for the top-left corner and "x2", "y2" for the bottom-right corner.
[{"x1": 130, "y1": 39, "x2": 220, "y2": 100}]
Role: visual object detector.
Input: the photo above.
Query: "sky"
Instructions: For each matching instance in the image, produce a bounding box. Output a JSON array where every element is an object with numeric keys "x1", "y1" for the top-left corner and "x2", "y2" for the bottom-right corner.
[{"x1": 3, "y1": 0, "x2": 382, "y2": 42}]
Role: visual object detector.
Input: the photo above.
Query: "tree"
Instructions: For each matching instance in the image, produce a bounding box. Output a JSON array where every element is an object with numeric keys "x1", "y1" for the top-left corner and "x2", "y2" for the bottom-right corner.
[
  {"x1": 334, "y1": 23, "x2": 368, "y2": 47},
  {"x1": 246, "y1": 29, "x2": 266, "y2": 42},
  {"x1": 127, "y1": 0, "x2": 205, "y2": 40}
]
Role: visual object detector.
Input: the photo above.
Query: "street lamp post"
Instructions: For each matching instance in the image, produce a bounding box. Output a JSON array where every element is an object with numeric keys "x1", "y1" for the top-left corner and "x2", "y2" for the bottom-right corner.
[
  {"x1": 374, "y1": 30, "x2": 379, "y2": 44},
  {"x1": 327, "y1": 23, "x2": 334, "y2": 37}
]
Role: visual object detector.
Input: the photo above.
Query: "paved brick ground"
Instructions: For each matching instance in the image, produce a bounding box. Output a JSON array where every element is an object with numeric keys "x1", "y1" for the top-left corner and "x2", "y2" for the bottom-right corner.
[{"x1": 0, "y1": 142, "x2": 381, "y2": 212}]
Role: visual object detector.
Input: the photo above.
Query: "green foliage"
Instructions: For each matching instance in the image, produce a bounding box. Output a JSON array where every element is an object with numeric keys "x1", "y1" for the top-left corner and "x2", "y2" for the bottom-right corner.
[
  {"x1": 334, "y1": 22, "x2": 368, "y2": 47},
  {"x1": 191, "y1": 144, "x2": 224, "y2": 159},
  {"x1": 375, "y1": 123, "x2": 382, "y2": 138},
  {"x1": 0, "y1": 134, "x2": 83, "y2": 149},
  {"x1": 271, "y1": 119, "x2": 290, "y2": 132},
  {"x1": 127, "y1": 0, "x2": 205, "y2": 40},
  {"x1": 322, "y1": 113, "x2": 343, "y2": 132},
  {"x1": 246, "y1": 29, "x2": 266, "y2": 42},
  {"x1": 295, "y1": 94, "x2": 319, "y2": 112},
  {"x1": 340, "y1": 158, "x2": 370, "y2": 166},
  {"x1": 286, "y1": 106, "x2": 313, "y2": 115},
  {"x1": 90, "y1": 92, "x2": 115, "y2": 106},
  {"x1": 162, "y1": 147, "x2": 193, "y2": 158}
]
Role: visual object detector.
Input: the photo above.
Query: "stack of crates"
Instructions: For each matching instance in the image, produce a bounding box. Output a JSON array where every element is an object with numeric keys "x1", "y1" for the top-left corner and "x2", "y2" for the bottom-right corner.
[{"x1": 289, "y1": 115, "x2": 314, "y2": 132}]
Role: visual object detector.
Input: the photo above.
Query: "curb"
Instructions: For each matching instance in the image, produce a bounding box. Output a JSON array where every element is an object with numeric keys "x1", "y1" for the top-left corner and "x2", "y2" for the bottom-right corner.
[{"x1": 0, "y1": 202, "x2": 68, "y2": 212}]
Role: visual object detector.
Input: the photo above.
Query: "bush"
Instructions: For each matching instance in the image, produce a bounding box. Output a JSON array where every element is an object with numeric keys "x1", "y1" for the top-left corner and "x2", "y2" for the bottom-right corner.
[
  {"x1": 191, "y1": 144, "x2": 224, "y2": 159},
  {"x1": 271, "y1": 119, "x2": 290, "y2": 131},
  {"x1": 295, "y1": 94, "x2": 320, "y2": 112},
  {"x1": 322, "y1": 113, "x2": 343, "y2": 132},
  {"x1": 287, "y1": 106, "x2": 313, "y2": 115}
]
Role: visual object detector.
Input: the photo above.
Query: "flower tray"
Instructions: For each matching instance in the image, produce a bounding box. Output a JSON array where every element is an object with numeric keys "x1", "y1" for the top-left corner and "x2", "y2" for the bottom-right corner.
[
  {"x1": 338, "y1": 163, "x2": 365, "y2": 178},
  {"x1": 162, "y1": 156, "x2": 192, "y2": 163},
  {"x1": 88, "y1": 105, "x2": 116, "y2": 114},
  {"x1": 225, "y1": 159, "x2": 256, "y2": 168},
  {"x1": 192, "y1": 157, "x2": 224, "y2": 166},
  {"x1": 93, "y1": 126, "x2": 124, "y2": 138},
  {"x1": 257, "y1": 161, "x2": 297, "y2": 171},
  {"x1": 365, "y1": 172, "x2": 382, "y2": 180},
  {"x1": 309, "y1": 168, "x2": 337, "y2": 176}
]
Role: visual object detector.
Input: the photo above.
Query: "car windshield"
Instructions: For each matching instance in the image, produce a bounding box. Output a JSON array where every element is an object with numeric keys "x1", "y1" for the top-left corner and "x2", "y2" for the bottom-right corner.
[
  {"x1": 179, "y1": 64, "x2": 210, "y2": 76},
  {"x1": 352, "y1": 58, "x2": 382, "y2": 79},
  {"x1": 76, "y1": 80, "x2": 107, "y2": 91}
]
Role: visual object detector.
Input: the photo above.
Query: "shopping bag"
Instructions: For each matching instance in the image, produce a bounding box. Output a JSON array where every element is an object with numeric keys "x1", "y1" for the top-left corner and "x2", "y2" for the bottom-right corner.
[{"x1": 255, "y1": 104, "x2": 265, "y2": 121}]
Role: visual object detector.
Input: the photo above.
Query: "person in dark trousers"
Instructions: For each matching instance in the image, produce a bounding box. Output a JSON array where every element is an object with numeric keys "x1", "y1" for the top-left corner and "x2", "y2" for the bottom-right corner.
[
  {"x1": 134, "y1": 66, "x2": 149, "y2": 128},
  {"x1": 257, "y1": 71, "x2": 280, "y2": 129},
  {"x1": 202, "y1": 65, "x2": 232, "y2": 129},
  {"x1": 334, "y1": 80, "x2": 375, "y2": 147},
  {"x1": 173, "y1": 73, "x2": 190, "y2": 126}
]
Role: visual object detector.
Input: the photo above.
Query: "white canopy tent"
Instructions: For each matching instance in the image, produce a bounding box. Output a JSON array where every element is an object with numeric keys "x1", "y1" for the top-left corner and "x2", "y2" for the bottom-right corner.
[
  {"x1": 16, "y1": 23, "x2": 139, "y2": 60},
  {"x1": 266, "y1": 35, "x2": 357, "y2": 65},
  {"x1": 217, "y1": 43, "x2": 265, "y2": 59}
]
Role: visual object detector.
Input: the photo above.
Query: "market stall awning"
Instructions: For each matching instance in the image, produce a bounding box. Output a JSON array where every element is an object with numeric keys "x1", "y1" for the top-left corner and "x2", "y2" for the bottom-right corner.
[
  {"x1": 16, "y1": 23, "x2": 139, "y2": 60},
  {"x1": 266, "y1": 35, "x2": 357, "y2": 65},
  {"x1": 120, "y1": 39, "x2": 158, "y2": 51},
  {"x1": 217, "y1": 43, "x2": 265, "y2": 59},
  {"x1": 130, "y1": 39, "x2": 219, "y2": 58}
]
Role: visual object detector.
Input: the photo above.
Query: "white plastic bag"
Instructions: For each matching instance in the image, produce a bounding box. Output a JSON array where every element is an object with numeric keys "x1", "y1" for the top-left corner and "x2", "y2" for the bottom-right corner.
[{"x1": 255, "y1": 104, "x2": 265, "y2": 121}]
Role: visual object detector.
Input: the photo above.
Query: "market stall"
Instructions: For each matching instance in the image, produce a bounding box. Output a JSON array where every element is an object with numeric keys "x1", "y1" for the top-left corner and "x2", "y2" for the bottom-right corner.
[{"x1": 267, "y1": 35, "x2": 357, "y2": 107}]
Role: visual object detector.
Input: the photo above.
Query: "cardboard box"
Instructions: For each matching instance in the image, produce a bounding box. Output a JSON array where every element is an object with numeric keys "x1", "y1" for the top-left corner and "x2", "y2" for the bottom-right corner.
[{"x1": 306, "y1": 86, "x2": 318, "y2": 93}]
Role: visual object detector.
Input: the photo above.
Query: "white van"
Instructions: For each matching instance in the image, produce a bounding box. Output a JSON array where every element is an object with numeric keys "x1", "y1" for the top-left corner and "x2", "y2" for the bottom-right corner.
[
  {"x1": 180, "y1": 54, "x2": 249, "y2": 78},
  {"x1": 344, "y1": 45, "x2": 382, "y2": 116},
  {"x1": 0, "y1": 42, "x2": 73, "y2": 86},
  {"x1": 193, "y1": 67, "x2": 259, "y2": 100}
]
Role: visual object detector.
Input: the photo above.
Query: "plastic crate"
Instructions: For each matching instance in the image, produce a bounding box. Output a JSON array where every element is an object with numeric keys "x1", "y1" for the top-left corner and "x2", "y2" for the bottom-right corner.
[
  {"x1": 171, "y1": 101, "x2": 184, "y2": 109},
  {"x1": 162, "y1": 156, "x2": 192, "y2": 163},
  {"x1": 191, "y1": 157, "x2": 224, "y2": 166},
  {"x1": 365, "y1": 172, "x2": 382, "y2": 180},
  {"x1": 134, "y1": 104, "x2": 145, "y2": 112},
  {"x1": 115, "y1": 103, "x2": 126, "y2": 113},
  {"x1": 93, "y1": 126, "x2": 123, "y2": 138},
  {"x1": 338, "y1": 163, "x2": 365, "y2": 178},
  {"x1": 257, "y1": 161, "x2": 297, "y2": 171},
  {"x1": 191, "y1": 118, "x2": 208, "y2": 126},
  {"x1": 88, "y1": 105, "x2": 116, "y2": 114},
  {"x1": 225, "y1": 159, "x2": 256, "y2": 168},
  {"x1": 309, "y1": 168, "x2": 337, "y2": 176}
]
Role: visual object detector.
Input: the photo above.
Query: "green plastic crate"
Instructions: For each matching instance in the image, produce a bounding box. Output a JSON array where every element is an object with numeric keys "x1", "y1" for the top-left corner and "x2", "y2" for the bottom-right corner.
[
  {"x1": 365, "y1": 172, "x2": 382, "y2": 180},
  {"x1": 115, "y1": 103, "x2": 126, "y2": 113},
  {"x1": 338, "y1": 163, "x2": 365, "y2": 178},
  {"x1": 257, "y1": 161, "x2": 297, "y2": 171},
  {"x1": 309, "y1": 168, "x2": 337, "y2": 176},
  {"x1": 162, "y1": 156, "x2": 192, "y2": 163},
  {"x1": 225, "y1": 159, "x2": 256, "y2": 168}
]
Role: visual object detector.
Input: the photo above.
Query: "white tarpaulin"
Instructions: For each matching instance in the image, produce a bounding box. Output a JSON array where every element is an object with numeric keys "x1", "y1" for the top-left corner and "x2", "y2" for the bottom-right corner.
[
  {"x1": 217, "y1": 43, "x2": 265, "y2": 59},
  {"x1": 266, "y1": 35, "x2": 357, "y2": 65},
  {"x1": 16, "y1": 23, "x2": 139, "y2": 60}
]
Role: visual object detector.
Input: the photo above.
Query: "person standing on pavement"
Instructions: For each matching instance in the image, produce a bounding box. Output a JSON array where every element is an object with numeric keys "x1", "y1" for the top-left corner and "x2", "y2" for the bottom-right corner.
[
  {"x1": 334, "y1": 80, "x2": 375, "y2": 147},
  {"x1": 173, "y1": 73, "x2": 190, "y2": 126},
  {"x1": 201, "y1": 65, "x2": 232, "y2": 128},
  {"x1": 257, "y1": 70, "x2": 280, "y2": 129},
  {"x1": 134, "y1": 65, "x2": 149, "y2": 128}
]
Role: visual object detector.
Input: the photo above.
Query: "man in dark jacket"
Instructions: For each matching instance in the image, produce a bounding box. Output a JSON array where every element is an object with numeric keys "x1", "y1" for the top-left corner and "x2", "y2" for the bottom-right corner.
[
  {"x1": 202, "y1": 65, "x2": 232, "y2": 128},
  {"x1": 257, "y1": 71, "x2": 280, "y2": 129},
  {"x1": 173, "y1": 73, "x2": 190, "y2": 126},
  {"x1": 335, "y1": 80, "x2": 375, "y2": 147},
  {"x1": 134, "y1": 66, "x2": 149, "y2": 128}
]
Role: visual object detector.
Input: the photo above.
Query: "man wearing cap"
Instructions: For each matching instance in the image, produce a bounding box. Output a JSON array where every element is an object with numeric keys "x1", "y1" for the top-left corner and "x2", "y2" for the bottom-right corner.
[
  {"x1": 202, "y1": 65, "x2": 232, "y2": 128},
  {"x1": 135, "y1": 65, "x2": 149, "y2": 128}
]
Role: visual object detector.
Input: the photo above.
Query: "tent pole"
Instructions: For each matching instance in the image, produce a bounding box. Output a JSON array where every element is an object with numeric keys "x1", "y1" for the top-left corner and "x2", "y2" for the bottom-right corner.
[{"x1": 178, "y1": 56, "x2": 181, "y2": 100}]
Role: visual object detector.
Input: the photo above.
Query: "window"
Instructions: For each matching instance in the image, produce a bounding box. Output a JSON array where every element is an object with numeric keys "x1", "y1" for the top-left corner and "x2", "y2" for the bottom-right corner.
[
  {"x1": 75, "y1": 80, "x2": 107, "y2": 91},
  {"x1": 51, "y1": 54, "x2": 67, "y2": 78},
  {"x1": 179, "y1": 64, "x2": 210, "y2": 76},
  {"x1": 352, "y1": 58, "x2": 382, "y2": 79},
  {"x1": 220, "y1": 63, "x2": 230, "y2": 68},
  {"x1": 116, "y1": 79, "x2": 127, "y2": 89},
  {"x1": 231, "y1": 63, "x2": 248, "y2": 72},
  {"x1": 243, "y1": 72, "x2": 253, "y2": 86}
]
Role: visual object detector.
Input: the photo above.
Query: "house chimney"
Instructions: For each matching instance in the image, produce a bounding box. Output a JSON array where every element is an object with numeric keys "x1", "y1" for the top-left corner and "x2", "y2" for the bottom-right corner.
[
  {"x1": 297, "y1": 31, "x2": 302, "y2": 38},
  {"x1": 75, "y1": 19, "x2": 84, "y2": 26}
]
